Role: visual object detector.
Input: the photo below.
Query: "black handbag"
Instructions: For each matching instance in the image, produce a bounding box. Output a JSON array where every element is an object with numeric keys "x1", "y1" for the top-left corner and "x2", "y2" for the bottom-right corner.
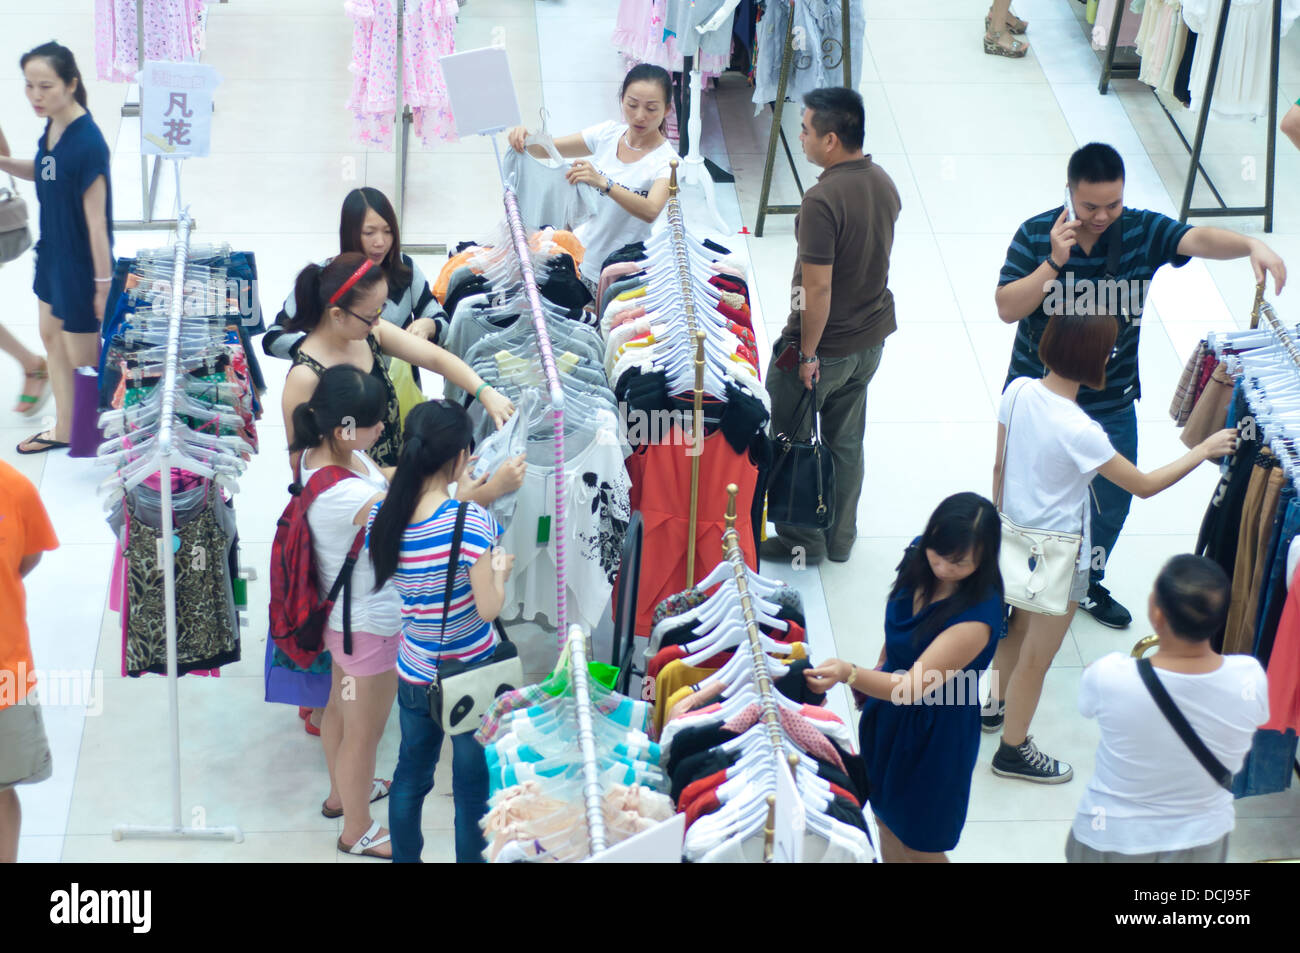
[
  {"x1": 766, "y1": 379, "x2": 835, "y2": 530},
  {"x1": 424, "y1": 502, "x2": 523, "y2": 734}
]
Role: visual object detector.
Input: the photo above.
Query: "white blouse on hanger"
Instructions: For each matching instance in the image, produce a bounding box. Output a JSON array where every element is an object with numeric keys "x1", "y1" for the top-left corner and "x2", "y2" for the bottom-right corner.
[{"x1": 1183, "y1": 0, "x2": 1300, "y2": 121}]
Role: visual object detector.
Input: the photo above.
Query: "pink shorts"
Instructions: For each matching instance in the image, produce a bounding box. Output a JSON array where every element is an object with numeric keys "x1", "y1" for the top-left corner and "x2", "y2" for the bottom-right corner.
[{"x1": 324, "y1": 625, "x2": 399, "y2": 677}]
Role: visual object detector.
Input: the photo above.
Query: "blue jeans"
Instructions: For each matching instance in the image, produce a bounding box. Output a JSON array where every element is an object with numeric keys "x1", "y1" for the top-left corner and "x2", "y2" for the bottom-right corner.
[
  {"x1": 1253, "y1": 491, "x2": 1300, "y2": 664},
  {"x1": 389, "y1": 679, "x2": 489, "y2": 863},
  {"x1": 1086, "y1": 402, "x2": 1138, "y2": 587}
]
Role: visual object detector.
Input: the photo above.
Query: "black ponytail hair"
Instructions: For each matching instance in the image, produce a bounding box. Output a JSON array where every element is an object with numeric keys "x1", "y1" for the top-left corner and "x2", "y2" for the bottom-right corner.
[
  {"x1": 620, "y1": 63, "x2": 673, "y2": 137},
  {"x1": 21, "y1": 41, "x2": 88, "y2": 112},
  {"x1": 369, "y1": 400, "x2": 476, "y2": 588},
  {"x1": 288, "y1": 364, "x2": 386, "y2": 454},
  {"x1": 286, "y1": 251, "x2": 387, "y2": 334},
  {"x1": 890, "y1": 492, "x2": 1004, "y2": 647}
]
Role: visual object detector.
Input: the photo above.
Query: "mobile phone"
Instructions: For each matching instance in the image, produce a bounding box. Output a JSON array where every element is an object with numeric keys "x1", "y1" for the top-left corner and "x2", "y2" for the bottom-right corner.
[
  {"x1": 1063, "y1": 186, "x2": 1074, "y2": 222},
  {"x1": 775, "y1": 342, "x2": 799, "y2": 372}
]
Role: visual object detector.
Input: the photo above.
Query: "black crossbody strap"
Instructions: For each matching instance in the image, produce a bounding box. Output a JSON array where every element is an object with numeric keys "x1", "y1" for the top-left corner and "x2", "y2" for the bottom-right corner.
[
  {"x1": 1136, "y1": 658, "x2": 1233, "y2": 791},
  {"x1": 441, "y1": 502, "x2": 470, "y2": 640}
]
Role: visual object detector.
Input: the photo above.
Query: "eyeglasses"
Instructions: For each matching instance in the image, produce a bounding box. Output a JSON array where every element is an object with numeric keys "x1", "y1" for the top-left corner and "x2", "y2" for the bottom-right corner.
[{"x1": 342, "y1": 306, "x2": 382, "y2": 329}]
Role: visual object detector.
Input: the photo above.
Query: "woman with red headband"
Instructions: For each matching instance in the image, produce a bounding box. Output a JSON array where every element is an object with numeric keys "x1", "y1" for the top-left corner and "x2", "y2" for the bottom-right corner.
[{"x1": 280, "y1": 253, "x2": 515, "y2": 470}]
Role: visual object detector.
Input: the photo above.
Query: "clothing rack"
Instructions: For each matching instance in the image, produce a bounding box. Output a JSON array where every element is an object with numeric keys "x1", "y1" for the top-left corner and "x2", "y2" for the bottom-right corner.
[
  {"x1": 720, "y1": 482, "x2": 801, "y2": 861},
  {"x1": 115, "y1": 0, "x2": 201, "y2": 231},
  {"x1": 565, "y1": 625, "x2": 608, "y2": 855},
  {"x1": 1097, "y1": 0, "x2": 1281, "y2": 231},
  {"x1": 664, "y1": 162, "x2": 709, "y2": 585},
  {"x1": 111, "y1": 207, "x2": 242, "y2": 845},
  {"x1": 674, "y1": 0, "x2": 740, "y2": 234},
  {"x1": 754, "y1": 0, "x2": 853, "y2": 237},
  {"x1": 501, "y1": 185, "x2": 568, "y2": 642},
  {"x1": 393, "y1": 1, "x2": 447, "y2": 257}
]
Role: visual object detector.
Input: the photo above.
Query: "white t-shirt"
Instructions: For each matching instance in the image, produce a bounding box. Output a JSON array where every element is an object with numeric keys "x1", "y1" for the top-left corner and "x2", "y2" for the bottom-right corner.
[
  {"x1": 998, "y1": 377, "x2": 1116, "y2": 567},
  {"x1": 572, "y1": 120, "x2": 678, "y2": 282},
  {"x1": 1071, "y1": 652, "x2": 1269, "y2": 855},
  {"x1": 301, "y1": 449, "x2": 402, "y2": 636}
]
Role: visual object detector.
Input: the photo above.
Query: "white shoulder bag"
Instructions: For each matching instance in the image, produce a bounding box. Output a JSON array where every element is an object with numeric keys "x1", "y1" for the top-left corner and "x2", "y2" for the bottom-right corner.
[{"x1": 996, "y1": 380, "x2": 1084, "y2": 616}]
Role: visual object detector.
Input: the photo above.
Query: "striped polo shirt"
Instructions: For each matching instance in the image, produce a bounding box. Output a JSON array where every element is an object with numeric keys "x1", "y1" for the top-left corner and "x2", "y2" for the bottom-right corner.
[
  {"x1": 369, "y1": 499, "x2": 503, "y2": 685},
  {"x1": 999, "y1": 206, "x2": 1191, "y2": 418}
]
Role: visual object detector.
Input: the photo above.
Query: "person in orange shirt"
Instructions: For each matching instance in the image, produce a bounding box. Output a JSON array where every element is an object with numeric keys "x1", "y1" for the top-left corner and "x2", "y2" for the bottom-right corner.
[{"x1": 0, "y1": 460, "x2": 58, "y2": 863}]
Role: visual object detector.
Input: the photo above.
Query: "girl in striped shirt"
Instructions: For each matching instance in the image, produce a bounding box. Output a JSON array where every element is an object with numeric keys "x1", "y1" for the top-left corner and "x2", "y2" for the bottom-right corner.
[{"x1": 369, "y1": 400, "x2": 517, "y2": 863}]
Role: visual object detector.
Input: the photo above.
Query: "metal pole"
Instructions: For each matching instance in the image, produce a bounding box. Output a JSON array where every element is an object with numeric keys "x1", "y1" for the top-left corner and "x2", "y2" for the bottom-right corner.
[
  {"x1": 1178, "y1": 0, "x2": 1231, "y2": 223},
  {"x1": 841, "y1": 0, "x2": 851, "y2": 87},
  {"x1": 1264, "y1": 0, "x2": 1280, "y2": 233},
  {"x1": 755, "y1": 1, "x2": 799, "y2": 238}
]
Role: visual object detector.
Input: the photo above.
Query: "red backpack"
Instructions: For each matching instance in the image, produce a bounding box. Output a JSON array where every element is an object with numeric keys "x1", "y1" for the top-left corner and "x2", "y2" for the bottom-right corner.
[{"x1": 269, "y1": 464, "x2": 368, "y2": 670}]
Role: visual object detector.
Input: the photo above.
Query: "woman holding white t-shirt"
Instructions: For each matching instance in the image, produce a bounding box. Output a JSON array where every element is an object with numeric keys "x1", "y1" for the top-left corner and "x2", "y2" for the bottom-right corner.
[
  {"x1": 985, "y1": 312, "x2": 1238, "y2": 784},
  {"x1": 506, "y1": 64, "x2": 679, "y2": 294}
]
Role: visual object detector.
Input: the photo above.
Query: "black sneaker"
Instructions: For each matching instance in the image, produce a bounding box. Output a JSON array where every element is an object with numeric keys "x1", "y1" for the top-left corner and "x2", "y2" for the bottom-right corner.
[
  {"x1": 980, "y1": 698, "x2": 1005, "y2": 733},
  {"x1": 991, "y1": 736, "x2": 1074, "y2": 784},
  {"x1": 1079, "y1": 583, "x2": 1132, "y2": 629}
]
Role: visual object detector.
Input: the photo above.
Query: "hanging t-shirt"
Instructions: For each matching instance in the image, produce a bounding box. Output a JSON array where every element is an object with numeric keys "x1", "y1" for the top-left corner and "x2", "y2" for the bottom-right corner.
[
  {"x1": 998, "y1": 377, "x2": 1116, "y2": 569},
  {"x1": 1071, "y1": 652, "x2": 1268, "y2": 855},
  {"x1": 573, "y1": 121, "x2": 678, "y2": 283},
  {"x1": 301, "y1": 450, "x2": 401, "y2": 636}
]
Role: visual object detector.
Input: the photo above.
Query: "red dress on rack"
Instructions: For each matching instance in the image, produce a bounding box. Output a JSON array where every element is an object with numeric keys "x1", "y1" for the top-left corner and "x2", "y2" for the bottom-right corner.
[{"x1": 623, "y1": 424, "x2": 758, "y2": 636}]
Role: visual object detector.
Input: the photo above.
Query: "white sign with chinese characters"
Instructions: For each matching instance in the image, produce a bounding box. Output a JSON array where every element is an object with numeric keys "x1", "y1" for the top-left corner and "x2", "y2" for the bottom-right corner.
[{"x1": 139, "y1": 61, "x2": 221, "y2": 158}]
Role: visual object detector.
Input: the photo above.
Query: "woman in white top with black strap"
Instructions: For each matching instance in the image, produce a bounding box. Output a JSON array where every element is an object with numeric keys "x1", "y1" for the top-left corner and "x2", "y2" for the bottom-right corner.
[
  {"x1": 506, "y1": 64, "x2": 679, "y2": 293},
  {"x1": 986, "y1": 311, "x2": 1237, "y2": 784}
]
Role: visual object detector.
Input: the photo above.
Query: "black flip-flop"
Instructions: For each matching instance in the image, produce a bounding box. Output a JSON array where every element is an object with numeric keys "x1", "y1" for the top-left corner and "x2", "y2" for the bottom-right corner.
[{"x1": 16, "y1": 433, "x2": 69, "y2": 455}]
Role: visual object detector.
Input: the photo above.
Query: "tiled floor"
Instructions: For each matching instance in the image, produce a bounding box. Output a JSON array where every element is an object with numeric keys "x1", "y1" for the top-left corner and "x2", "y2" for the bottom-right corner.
[{"x1": 6, "y1": 0, "x2": 1299, "y2": 863}]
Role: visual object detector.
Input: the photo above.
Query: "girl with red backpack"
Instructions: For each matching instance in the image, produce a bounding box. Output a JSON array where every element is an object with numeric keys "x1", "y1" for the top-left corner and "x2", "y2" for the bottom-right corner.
[{"x1": 289, "y1": 364, "x2": 402, "y2": 858}]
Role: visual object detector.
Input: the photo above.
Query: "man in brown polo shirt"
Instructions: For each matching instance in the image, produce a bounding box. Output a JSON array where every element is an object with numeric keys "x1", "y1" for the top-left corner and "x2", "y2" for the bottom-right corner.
[{"x1": 762, "y1": 87, "x2": 900, "y2": 565}]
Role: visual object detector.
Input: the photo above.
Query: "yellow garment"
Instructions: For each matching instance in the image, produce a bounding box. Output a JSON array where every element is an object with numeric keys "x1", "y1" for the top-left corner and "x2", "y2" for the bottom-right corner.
[
  {"x1": 655, "y1": 643, "x2": 807, "y2": 732},
  {"x1": 388, "y1": 357, "x2": 425, "y2": 426},
  {"x1": 616, "y1": 286, "x2": 647, "y2": 302}
]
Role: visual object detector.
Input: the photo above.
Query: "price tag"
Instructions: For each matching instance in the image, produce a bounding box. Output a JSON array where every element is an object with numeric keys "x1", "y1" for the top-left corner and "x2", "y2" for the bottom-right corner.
[{"x1": 536, "y1": 515, "x2": 551, "y2": 545}]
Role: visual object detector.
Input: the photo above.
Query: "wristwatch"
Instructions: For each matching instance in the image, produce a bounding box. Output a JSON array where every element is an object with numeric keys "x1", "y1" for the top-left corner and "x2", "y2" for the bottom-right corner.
[
  {"x1": 602, "y1": 177, "x2": 614, "y2": 196},
  {"x1": 799, "y1": 353, "x2": 819, "y2": 364}
]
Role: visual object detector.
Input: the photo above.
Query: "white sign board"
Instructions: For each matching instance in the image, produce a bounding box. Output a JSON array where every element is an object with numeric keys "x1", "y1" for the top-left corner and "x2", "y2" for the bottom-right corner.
[
  {"x1": 585, "y1": 813, "x2": 685, "y2": 864},
  {"x1": 439, "y1": 46, "x2": 521, "y2": 138},
  {"x1": 772, "y1": 762, "x2": 805, "y2": 863},
  {"x1": 140, "y1": 61, "x2": 220, "y2": 158}
]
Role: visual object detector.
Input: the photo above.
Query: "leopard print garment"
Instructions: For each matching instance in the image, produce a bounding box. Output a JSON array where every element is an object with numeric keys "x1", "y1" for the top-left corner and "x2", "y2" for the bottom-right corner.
[{"x1": 124, "y1": 496, "x2": 241, "y2": 676}]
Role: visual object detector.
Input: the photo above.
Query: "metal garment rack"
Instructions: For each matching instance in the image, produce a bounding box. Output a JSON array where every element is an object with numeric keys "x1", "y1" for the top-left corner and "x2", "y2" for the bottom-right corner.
[
  {"x1": 1097, "y1": 0, "x2": 1281, "y2": 231},
  {"x1": 111, "y1": 207, "x2": 242, "y2": 845},
  {"x1": 565, "y1": 625, "x2": 608, "y2": 855},
  {"x1": 393, "y1": 2, "x2": 447, "y2": 257},
  {"x1": 719, "y1": 484, "x2": 797, "y2": 862},
  {"x1": 115, "y1": 0, "x2": 202, "y2": 231},
  {"x1": 663, "y1": 162, "x2": 710, "y2": 585},
  {"x1": 501, "y1": 185, "x2": 568, "y2": 643},
  {"x1": 675, "y1": 0, "x2": 741, "y2": 234},
  {"x1": 754, "y1": 0, "x2": 853, "y2": 237}
]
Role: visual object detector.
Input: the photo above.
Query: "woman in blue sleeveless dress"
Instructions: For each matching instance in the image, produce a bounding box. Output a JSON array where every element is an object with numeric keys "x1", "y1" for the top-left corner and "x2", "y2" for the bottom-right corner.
[{"x1": 806, "y1": 492, "x2": 1005, "y2": 862}]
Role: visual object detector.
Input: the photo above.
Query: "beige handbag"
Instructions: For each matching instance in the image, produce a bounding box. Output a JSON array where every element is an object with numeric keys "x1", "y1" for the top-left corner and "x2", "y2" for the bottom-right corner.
[
  {"x1": 996, "y1": 381, "x2": 1084, "y2": 616},
  {"x1": 0, "y1": 174, "x2": 31, "y2": 264}
]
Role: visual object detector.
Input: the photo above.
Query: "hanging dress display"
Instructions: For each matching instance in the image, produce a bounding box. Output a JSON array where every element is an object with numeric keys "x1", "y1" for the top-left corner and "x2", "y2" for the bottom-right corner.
[{"x1": 95, "y1": 0, "x2": 208, "y2": 82}]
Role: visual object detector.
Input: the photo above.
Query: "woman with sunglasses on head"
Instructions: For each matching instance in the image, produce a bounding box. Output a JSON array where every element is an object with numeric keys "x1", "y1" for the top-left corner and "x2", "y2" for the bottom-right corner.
[
  {"x1": 263, "y1": 187, "x2": 447, "y2": 361},
  {"x1": 280, "y1": 252, "x2": 515, "y2": 471}
]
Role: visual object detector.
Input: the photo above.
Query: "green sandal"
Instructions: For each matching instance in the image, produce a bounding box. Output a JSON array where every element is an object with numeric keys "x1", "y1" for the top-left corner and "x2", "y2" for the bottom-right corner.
[{"x1": 14, "y1": 361, "x2": 49, "y2": 416}]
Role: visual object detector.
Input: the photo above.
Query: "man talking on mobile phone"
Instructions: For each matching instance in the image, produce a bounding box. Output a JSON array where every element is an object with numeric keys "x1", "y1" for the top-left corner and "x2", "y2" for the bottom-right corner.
[
  {"x1": 995, "y1": 142, "x2": 1287, "y2": 629},
  {"x1": 760, "y1": 87, "x2": 901, "y2": 567}
]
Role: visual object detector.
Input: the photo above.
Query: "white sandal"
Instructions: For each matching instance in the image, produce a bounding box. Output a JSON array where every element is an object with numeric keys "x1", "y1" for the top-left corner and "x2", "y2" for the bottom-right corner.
[{"x1": 338, "y1": 819, "x2": 392, "y2": 859}]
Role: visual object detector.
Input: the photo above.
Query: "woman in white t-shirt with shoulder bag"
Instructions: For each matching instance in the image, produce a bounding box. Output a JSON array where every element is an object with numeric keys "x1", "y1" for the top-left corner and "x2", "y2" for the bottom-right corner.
[
  {"x1": 506, "y1": 64, "x2": 679, "y2": 295},
  {"x1": 985, "y1": 312, "x2": 1237, "y2": 784}
]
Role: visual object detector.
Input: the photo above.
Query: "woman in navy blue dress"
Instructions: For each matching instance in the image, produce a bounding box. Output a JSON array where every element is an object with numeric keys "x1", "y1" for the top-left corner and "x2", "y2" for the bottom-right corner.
[
  {"x1": 806, "y1": 493, "x2": 1005, "y2": 862},
  {"x1": 0, "y1": 42, "x2": 112, "y2": 456}
]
